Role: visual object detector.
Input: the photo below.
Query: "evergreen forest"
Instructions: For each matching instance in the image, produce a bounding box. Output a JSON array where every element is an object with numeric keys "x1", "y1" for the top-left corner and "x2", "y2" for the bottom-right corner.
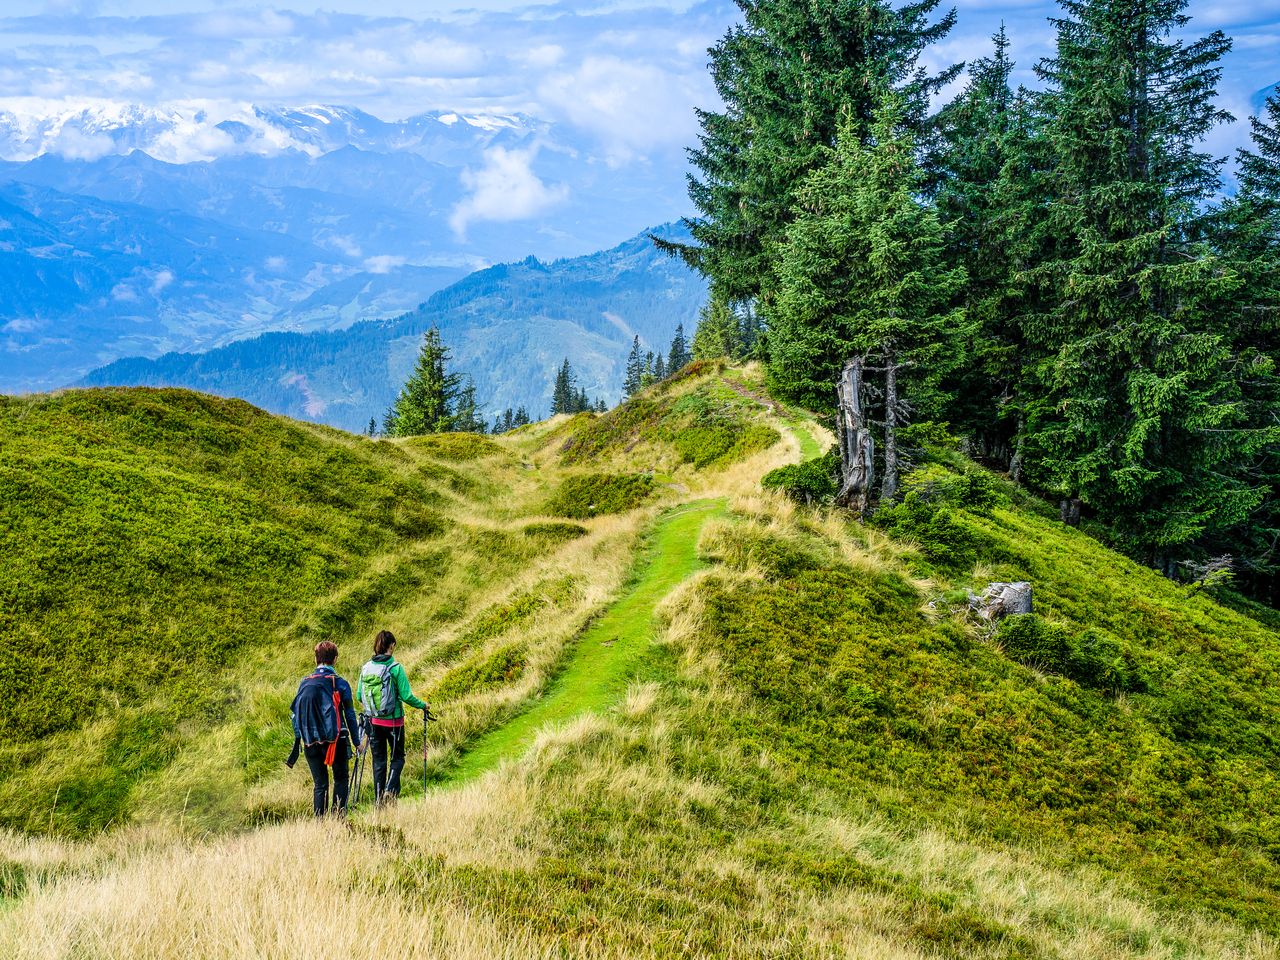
[{"x1": 660, "y1": 0, "x2": 1280, "y2": 603}]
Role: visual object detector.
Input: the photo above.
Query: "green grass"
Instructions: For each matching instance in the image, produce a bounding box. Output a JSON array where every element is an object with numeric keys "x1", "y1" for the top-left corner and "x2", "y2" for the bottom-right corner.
[
  {"x1": 441, "y1": 499, "x2": 727, "y2": 783},
  {"x1": 559, "y1": 368, "x2": 780, "y2": 470},
  {"x1": 787, "y1": 418, "x2": 822, "y2": 461},
  {"x1": 4, "y1": 369, "x2": 1280, "y2": 959},
  {"x1": 692, "y1": 461, "x2": 1280, "y2": 929},
  {"x1": 0, "y1": 389, "x2": 449, "y2": 833}
]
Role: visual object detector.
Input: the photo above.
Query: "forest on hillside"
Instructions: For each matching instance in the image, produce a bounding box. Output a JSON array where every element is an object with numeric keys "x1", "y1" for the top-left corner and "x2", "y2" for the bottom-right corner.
[{"x1": 661, "y1": 0, "x2": 1280, "y2": 604}]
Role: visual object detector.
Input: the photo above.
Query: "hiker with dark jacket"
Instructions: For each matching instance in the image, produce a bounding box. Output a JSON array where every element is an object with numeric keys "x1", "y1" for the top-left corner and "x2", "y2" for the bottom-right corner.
[
  {"x1": 356, "y1": 630, "x2": 429, "y2": 804},
  {"x1": 290, "y1": 641, "x2": 363, "y2": 816}
]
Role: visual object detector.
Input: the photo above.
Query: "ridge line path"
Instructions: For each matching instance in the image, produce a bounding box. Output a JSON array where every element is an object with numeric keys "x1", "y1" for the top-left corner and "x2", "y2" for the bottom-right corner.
[{"x1": 437, "y1": 418, "x2": 820, "y2": 787}]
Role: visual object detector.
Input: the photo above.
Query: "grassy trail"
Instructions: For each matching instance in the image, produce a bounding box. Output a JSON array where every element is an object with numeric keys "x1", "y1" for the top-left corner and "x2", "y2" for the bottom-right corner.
[
  {"x1": 787, "y1": 418, "x2": 821, "y2": 460},
  {"x1": 441, "y1": 499, "x2": 728, "y2": 784},
  {"x1": 437, "y1": 414, "x2": 822, "y2": 787}
]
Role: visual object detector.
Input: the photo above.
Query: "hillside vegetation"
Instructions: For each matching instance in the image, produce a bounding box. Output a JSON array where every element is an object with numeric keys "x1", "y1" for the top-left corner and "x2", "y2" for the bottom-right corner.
[{"x1": 2, "y1": 367, "x2": 1278, "y2": 960}]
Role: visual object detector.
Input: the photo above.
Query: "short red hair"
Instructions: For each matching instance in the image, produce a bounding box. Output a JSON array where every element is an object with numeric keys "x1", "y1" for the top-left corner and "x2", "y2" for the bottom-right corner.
[{"x1": 314, "y1": 641, "x2": 338, "y2": 666}]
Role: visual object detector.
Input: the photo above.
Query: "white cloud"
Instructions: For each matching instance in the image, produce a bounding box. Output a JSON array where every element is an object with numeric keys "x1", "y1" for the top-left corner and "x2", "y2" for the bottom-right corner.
[
  {"x1": 51, "y1": 126, "x2": 113, "y2": 160},
  {"x1": 538, "y1": 55, "x2": 710, "y2": 164},
  {"x1": 364, "y1": 254, "x2": 407, "y2": 273},
  {"x1": 449, "y1": 144, "x2": 569, "y2": 237},
  {"x1": 149, "y1": 269, "x2": 174, "y2": 295},
  {"x1": 192, "y1": 10, "x2": 297, "y2": 40},
  {"x1": 522, "y1": 44, "x2": 564, "y2": 68},
  {"x1": 324, "y1": 234, "x2": 363, "y2": 258},
  {"x1": 110, "y1": 282, "x2": 137, "y2": 302},
  {"x1": 264, "y1": 256, "x2": 287, "y2": 271}
]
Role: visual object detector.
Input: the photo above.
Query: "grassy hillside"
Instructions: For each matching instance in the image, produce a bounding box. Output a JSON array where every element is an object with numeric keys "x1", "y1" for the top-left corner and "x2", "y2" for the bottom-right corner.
[
  {"x1": 2, "y1": 368, "x2": 1278, "y2": 959},
  {"x1": 0, "y1": 367, "x2": 790, "y2": 836}
]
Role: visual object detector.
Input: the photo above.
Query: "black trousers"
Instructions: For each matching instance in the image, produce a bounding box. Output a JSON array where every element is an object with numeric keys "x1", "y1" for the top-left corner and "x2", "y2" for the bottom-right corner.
[
  {"x1": 370, "y1": 724, "x2": 406, "y2": 799},
  {"x1": 303, "y1": 740, "x2": 350, "y2": 816}
]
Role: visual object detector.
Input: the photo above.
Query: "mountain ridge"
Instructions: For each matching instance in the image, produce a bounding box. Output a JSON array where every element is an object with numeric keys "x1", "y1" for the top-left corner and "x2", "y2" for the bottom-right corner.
[{"x1": 78, "y1": 224, "x2": 706, "y2": 430}]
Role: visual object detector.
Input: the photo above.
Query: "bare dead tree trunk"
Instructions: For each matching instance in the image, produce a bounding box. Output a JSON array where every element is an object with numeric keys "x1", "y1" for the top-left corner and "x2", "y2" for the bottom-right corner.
[
  {"x1": 835, "y1": 357, "x2": 875, "y2": 516},
  {"x1": 881, "y1": 353, "x2": 900, "y2": 503},
  {"x1": 1008, "y1": 413, "x2": 1025, "y2": 484}
]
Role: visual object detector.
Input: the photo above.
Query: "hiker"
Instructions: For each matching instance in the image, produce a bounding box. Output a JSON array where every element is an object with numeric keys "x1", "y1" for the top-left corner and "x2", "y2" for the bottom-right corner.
[
  {"x1": 356, "y1": 629, "x2": 430, "y2": 804},
  {"x1": 289, "y1": 641, "x2": 363, "y2": 817}
]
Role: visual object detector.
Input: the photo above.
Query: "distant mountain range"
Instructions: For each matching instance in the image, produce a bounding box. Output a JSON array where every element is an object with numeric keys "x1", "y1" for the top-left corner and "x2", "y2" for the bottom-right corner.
[
  {"x1": 80, "y1": 225, "x2": 706, "y2": 432},
  {"x1": 0, "y1": 102, "x2": 693, "y2": 394},
  {"x1": 0, "y1": 103, "x2": 536, "y2": 165}
]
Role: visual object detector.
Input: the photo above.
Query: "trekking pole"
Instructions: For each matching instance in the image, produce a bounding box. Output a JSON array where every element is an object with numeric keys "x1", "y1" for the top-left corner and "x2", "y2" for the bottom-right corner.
[
  {"x1": 350, "y1": 718, "x2": 368, "y2": 808},
  {"x1": 422, "y1": 706, "x2": 439, "y2": 794}
]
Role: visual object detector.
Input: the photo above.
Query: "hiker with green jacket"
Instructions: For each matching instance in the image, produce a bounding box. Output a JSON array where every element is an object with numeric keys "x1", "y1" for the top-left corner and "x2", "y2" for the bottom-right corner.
[{"x1": 356, "y1": 630, "x2": 429, "y2": 804}]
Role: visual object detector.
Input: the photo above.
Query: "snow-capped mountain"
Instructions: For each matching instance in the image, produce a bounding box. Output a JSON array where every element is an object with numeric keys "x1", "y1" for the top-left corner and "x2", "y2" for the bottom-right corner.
[{"x1": 0, "y1": 100, "x2": 541, "y2": 164}]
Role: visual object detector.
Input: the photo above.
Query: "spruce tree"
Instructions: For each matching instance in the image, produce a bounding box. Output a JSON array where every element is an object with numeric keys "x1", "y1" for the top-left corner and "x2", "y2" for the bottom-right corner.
[
  {"x1": 657, "y1": 0, "x2": 959, "y2": 305},
  {"x1": 452, "y1": 377, "x2": 485, "y2": 434},
  {"x1": 654, "y1": 353, "x2": 667, "y2": 381},
  {"x1": 639, "y1": 351, "x2": 657, "y2": 389},
  {"x1": 1022, "y1": 0, "x2": 1260, "y2": 562},
  {"x1": 667, "y1": 324, "x2": 691, "y2": 373},
  {"x1": 623, "y1": 337, "x2": 645, "y2": 397},
  {"x1": 1204, "y1": 94, "x2": 1280, "y2": 596},
  {"x1": 384, "y1": 327, "x2": 463, "y2": 437},
  {"x1": 552, "y1": 358, "x2": 575, "y2": 415},
  {"x1": 366, "y1": 417, "x2": 377, "y2": 437},
  {"x1": 692, "y1": 296, "x2": 742, "y2": 361},
  {"x1": 932, "y1": 28, "x2": 1028, "y2": 464},
  {"x1": 769, "y1": 94, "x2": 967, "y2": 498},
  {"x1": 514, "y1": 406, "x2": 531, "y2": 427}
]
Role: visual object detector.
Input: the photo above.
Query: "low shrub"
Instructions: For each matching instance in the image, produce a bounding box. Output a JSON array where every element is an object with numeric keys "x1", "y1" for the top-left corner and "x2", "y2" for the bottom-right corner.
[
  {"x1": 545, "y1": 473, "x2": 654, "y2": 519},
  {"x1": 521, "y1": 522, "x2": 588, "y2": 543},
  {"x1": 431, "y1": 644, "x2": 527, "y2": 701},
  {"x1": 995, "y1": 615, "x2": 1146, "y2": 693},
  {"x1": 898, "y1": 463, "x2": 1008, "y2": 513},
  {"x1": 762, "y1": 452, "x2": 840, "y2": 504},
  {"x1": 404, "y1": 433, "x2": 504, "y2": 461},
  {"x1": 876, "y1": 497, "x2": 991, "y2": 574},
  {"x1": 874, "y1": 464, "x2": 1009, "y2": 574}
]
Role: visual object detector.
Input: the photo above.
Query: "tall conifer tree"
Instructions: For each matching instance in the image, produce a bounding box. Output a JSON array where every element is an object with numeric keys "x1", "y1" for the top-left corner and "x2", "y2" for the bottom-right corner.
[
  {"x1": 770, "y1": 95, "x2": 967, "y2": 497},
  {"x1": 932, "y1": 28, "x2": 1028, "y2": 463},
  {"x1": 384, "y1": 327, "x2": 463, "y2": 437},
  {"x1": 692, "y1": 296, "x2": 742, "y2": 361},
  {"x1": 667, "y1": 324, "x2": 691, "y2": 373},
  {"x1": 657, "y1": 0, "x2": 960, "y2": 305},
  {"x1": 1022, "y1": 0, "x2": 1262, "y2": 561},
  {"x1": 623, "y1": 337, "x2": 645, "y2": 397}
]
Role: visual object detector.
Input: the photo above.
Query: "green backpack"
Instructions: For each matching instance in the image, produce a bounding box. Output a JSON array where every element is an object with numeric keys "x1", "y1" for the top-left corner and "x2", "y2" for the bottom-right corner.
[{"x1": 358, "y1": 659, "x2": 399, "y2": 720}]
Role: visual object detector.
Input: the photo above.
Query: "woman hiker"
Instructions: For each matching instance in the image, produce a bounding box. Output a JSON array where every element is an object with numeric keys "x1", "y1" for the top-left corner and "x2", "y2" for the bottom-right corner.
[
  {"x1": 289, "y1": 640, "x2": 364, "y2": 816},
  {"x1": 356, "y1": 630, "x2": 430, "y2": 805}
]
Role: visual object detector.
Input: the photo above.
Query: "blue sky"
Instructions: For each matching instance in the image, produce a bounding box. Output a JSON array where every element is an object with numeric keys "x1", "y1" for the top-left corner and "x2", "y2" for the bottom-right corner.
[{"x1": 0, "y1": 0, "x2": 1276, "y2": 165}]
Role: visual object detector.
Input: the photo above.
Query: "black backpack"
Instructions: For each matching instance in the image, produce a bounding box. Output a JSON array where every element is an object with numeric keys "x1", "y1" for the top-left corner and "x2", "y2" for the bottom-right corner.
[{"x1": 293, "y1": 672, "x2": 342, "y2": 753}]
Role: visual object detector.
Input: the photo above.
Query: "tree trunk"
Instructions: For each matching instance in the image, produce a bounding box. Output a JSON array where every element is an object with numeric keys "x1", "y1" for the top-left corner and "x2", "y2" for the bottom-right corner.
[
  {"x1": 881, "y1": 355, "x2": 900, "y2": 502},
  {"x1": 1008, "y1": 413, "x2": 1025, "y2": 484},
  {"x1": 835, "y1": 357, "x2": 875, "y2": 516},
  {"x1": 1059, "y1": 497, "x2": 1082, "y2": 527}
]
